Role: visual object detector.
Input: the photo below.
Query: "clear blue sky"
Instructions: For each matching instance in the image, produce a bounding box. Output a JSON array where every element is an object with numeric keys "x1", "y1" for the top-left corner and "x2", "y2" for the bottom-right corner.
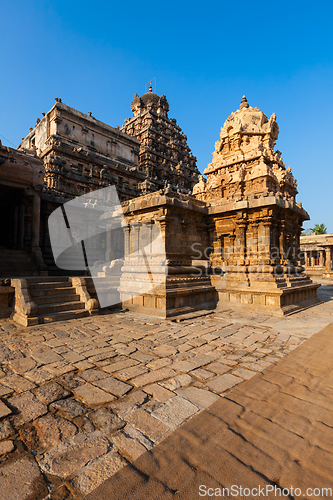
[{"x1": 2, "y1": 0, "x2": 333, "y2": 231}]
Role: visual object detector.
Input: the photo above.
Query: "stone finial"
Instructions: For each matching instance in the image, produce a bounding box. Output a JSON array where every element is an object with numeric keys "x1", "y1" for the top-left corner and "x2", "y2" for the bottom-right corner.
[
  {"x1": 55, "y1": 97, "x2": 62, "y2": 103},
  {"x1": 240, "y1": 95, "x2": 249, "y2": 110},
  {"x1": 88, "y1": 112, "x2": 92, "y2": 116},
  {"x1": 148, "y1": 83, "x2": 153, "y2": 93}
]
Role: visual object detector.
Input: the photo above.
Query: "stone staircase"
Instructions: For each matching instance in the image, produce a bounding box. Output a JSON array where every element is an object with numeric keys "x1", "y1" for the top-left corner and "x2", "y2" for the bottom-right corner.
[
  {"x1": 0, "y1": 248, "x2": 39, "y2": 278},
  {"x1": 25, "y1": 277, "x2": 88, "y2": 324}
]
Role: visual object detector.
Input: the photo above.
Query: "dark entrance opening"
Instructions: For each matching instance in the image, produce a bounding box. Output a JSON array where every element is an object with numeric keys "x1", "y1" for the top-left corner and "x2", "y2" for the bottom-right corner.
[{"x1": 0, "y1": 185, "x2": 23, "y2": 249}]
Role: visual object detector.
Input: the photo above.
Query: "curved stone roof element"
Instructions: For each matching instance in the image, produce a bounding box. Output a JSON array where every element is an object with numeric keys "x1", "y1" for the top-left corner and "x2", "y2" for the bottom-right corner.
[{"x1": 131, "y1": 91, "x2": 170, "y2": 115}]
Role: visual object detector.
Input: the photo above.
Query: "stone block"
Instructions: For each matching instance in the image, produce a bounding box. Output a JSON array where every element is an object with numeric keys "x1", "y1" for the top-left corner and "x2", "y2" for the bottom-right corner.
[
  {"x1": 143, "y1": 383, "x2": 176, "y2": 402},
  {"x1": 0, "y1": 373, "x2": 36, "y2": 393},
  {"x1": 150, "y1": 395, "x2": 199, "y2": 429},
  {"x1": 51, "y1": 398, "x2": 88, "y2": 418},
  {"x1": 88, "y1": 407, "x2": 125, "y2": 434},
  {"x1": 131, "y1": 367, "x2": 177, "y2": 387},
  {"x1": 93, "y1": 377, "x2": 132, "y2": 397},
  {"x1": 34, "y1": 414, "x2": 78, "y2": 447},
  {"x1": 74, "y1": 383, "x2": 116, "y2": 405},
  {"x1": 0, "y1": 440, "x2": 14, "y2": 456},
  {"x1": 0, "y1": 458, "x2": 48, "y2": 500},
  {"x1": 127, "y1": 408, "x2": 170, "y2": 443},
  {"x1": 38, "y1": 430, "x2": 111, "y2": 478},
  {"x1": 9, "y1": 391, "x2": 47, "y2": 422},
  {"x1": 33, "y1": 381, "x2": 71, "y2": 404},
  {"x1": 0, "y1": 400, "x2": 12, "y2": 418},
  {"x1": 69, "y1": 450, "x2": 126, "y2": 497},
  {"x1": 159, "y1": 374, "x2": 192, "y2": 391},
  {"x1": 207, "y1": 373, "x2": 243, "y2": 393}
]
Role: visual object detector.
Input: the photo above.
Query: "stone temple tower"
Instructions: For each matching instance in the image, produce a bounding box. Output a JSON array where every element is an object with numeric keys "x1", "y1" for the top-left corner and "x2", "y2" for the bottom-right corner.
[{"x1": 121, "y1": 85, "x2": 200, "y2": 193}]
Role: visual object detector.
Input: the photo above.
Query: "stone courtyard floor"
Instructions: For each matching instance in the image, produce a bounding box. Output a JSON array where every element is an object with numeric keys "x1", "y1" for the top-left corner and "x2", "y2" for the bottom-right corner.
[{"x1": 0, "y1": 279, "x2": 333, "y2": 499}]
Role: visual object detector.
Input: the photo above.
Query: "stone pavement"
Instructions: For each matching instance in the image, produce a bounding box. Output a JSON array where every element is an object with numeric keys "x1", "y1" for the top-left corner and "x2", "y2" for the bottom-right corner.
[
  {"x1": 86, "y1": 321, "x2": 333, "y2": 500},
  {"x1": 0, "y1": 280, "x2": 332, "y2": 499}
]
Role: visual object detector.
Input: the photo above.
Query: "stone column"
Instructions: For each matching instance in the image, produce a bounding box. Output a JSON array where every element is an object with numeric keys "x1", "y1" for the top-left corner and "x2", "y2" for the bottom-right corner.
[
  {"x1": 259, "y1": 220, "x2": 271, "y2": 265},
  {"x1": 305, "y1": 251, "x2": 310, "y2": 267},
  {"x1": 249, "y1": 222, "x2": 259, "y2": 264},
  {"x1": 237, "y1": 222, "x2": 247, "y2": 264},
  {"x1": 319, "y1": 250, "x2": 325, "y2": 267},
  {"x1": 325, "y1": 247, "x2": 332, "y2": 271},
  {"x1": 311, "y1": 254, "x2": 316, "y2": 267},
  {"x1": 279, "y1": 222, "x2": 285, "y2": 263},
  {"x1": 123, "y1": 226, "x2": 131, "y2": 257},
  {"x1": 228, "y1": 233, "x2": 236, "y2": 263},
  {"x1": 129, "y1": 223, "x2": 140, "y2": 253},
  {"x1": 31, "y1": 194, "x2": 41, "y2": 251}
]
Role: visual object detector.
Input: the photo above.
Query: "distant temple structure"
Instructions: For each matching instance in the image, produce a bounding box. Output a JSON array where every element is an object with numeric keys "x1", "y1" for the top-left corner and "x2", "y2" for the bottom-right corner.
[
  {"x1": 300, "y1": 233, "x2": 333, "y2": 279},
  {"x1": 0, "y1": 92, "x2": 320, "y2": 324}
]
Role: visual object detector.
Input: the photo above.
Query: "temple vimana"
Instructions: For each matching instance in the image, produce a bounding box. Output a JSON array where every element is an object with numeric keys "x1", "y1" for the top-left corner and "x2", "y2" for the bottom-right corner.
[{"x1": 0, "y1": 86, "x2": 321, "y2": 325}]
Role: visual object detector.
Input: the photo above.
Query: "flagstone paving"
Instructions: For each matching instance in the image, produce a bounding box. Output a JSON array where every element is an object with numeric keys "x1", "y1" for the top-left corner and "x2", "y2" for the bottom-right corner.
[{"x1": 0, "y1": 280, "x2": 332, "y2": 499}]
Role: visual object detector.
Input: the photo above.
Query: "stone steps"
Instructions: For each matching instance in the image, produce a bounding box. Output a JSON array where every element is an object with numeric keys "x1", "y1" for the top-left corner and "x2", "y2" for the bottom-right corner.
[
  {"x1": 31, "y1": 290, "x2": 79, "y2": 302},
  {"x1": 37, "y1": 300, "x2": 85, "y2": 315},
  {"x1": 25, "y1": 276, "x2": 90, "y2": 325},
  {"x1": 39, "y1": 309, "x2": 88, "y2": 324}
]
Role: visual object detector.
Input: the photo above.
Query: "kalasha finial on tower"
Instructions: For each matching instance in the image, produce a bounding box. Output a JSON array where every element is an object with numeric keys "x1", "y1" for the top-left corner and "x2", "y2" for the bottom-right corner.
[
  {"x1": 148, "y1": 82, "x2": 153, "y2": 92},
  {"x1": 240, "y1": 95, "x2": 249, "y2": 110}
]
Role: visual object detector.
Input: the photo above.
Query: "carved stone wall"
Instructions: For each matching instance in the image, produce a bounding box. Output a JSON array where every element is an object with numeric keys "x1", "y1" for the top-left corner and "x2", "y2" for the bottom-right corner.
[{"x1": 19, "y1": 100, "x2": 143, "y2": 203}]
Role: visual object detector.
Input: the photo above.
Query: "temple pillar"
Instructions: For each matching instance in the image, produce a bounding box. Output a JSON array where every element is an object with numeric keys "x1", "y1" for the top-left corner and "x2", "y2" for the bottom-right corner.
[
  {"x1": 325, "y1": 247, "x2": 332, "y2": 272},
  {"x1": 319, "y1": 250, "x2": 325, "y2": 267},
  {"x1": 305, "y1": 251, "x2": 310, "y2": 267},
  {"x1": 228, "y1": 233, "x2": 236, "y2": 263},
  {"x1": 259, "y1": 219, "x2": 271, "y2": 265},
  {"x1": 236, "y1": 221, "x2": 247, "y2": 265},
  {"x1": 279, "y1": 222, "x2": 285, "y2": 263}
]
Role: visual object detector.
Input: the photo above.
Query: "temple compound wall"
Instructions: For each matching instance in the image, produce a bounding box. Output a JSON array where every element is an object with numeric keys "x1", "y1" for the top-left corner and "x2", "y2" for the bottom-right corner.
[
  {"x1": 119, "y1": 97, "x2": 319, "y2": 317},
  {"x1": 300, "y1": 234, "x2": 333, "y2": 279}
]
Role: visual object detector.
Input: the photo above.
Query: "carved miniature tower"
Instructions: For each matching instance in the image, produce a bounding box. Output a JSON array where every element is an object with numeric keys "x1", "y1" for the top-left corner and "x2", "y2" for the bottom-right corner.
[
  {"x1": 121, "y1": 85, "x2": 200, "y2": 193},
  {"x1": 193, "y1": 96, "x2": 320, "y2": 315}
]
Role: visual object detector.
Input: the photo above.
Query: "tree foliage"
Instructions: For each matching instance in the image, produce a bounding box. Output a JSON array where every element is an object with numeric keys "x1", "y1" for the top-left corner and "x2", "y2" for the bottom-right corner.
[{"x1": 309, "y1": 223, "x2": 327, "y2": 235}]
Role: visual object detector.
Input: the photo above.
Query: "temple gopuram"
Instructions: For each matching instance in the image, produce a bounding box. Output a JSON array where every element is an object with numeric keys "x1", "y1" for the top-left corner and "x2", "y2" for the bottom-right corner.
[{"x1": 121, "y1": 85, "x2": 199, "y2": 193}]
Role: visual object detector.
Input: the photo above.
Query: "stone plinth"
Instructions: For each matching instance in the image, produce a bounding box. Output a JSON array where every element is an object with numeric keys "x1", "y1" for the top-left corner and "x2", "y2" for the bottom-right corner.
[{"x1": 119, "y1": 190, "x2": 217, "y2": 318}]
